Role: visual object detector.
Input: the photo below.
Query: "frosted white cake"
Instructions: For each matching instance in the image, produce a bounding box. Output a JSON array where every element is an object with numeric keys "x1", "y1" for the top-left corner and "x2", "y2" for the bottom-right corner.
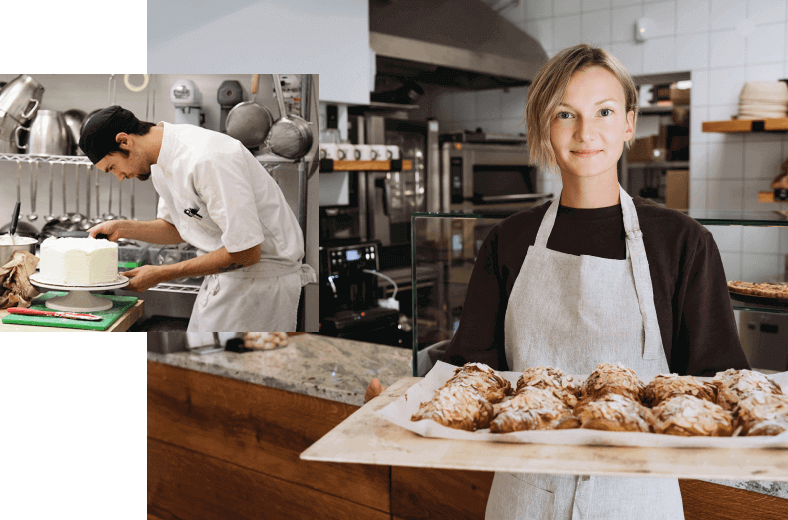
[{"x1": 38, "y1": 237, "x2": 119, "y2": 285}]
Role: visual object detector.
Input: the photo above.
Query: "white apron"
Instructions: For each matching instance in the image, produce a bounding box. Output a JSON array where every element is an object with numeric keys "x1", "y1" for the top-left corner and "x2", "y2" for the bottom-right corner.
[
  {"x1": 486, "y1": 185, "x2": 684, "y2": 520},
  {"x1": 187, "y1": 260, "x2": 316, "y2": 332}
]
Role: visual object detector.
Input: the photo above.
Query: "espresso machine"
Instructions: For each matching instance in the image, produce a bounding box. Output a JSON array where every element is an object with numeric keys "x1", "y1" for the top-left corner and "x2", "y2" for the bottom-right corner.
[{"x1": 319, "y1": 241, "x2": 401, "y2": 345}]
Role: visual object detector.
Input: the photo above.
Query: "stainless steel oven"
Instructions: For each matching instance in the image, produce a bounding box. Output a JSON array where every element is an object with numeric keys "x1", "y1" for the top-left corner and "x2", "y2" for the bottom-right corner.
[{"x1": 441, "y1": 141, "x2": 550, "y2": 213}]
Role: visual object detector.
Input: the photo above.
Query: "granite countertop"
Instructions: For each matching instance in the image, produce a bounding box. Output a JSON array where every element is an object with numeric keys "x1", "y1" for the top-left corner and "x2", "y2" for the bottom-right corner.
[
  {"x1": 147, "y1": 334, "x2": 788, "y2": 499},
  {"x1": 147, "y1": 333, "x2": 413, "y2": 407}
]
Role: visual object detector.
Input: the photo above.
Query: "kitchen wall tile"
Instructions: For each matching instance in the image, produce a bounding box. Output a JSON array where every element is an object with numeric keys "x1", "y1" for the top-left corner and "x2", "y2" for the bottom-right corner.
[
  {"x1": 743, "y1": 140, "x2": 783, "y2": 180},
  {"x1": 521, "y1": 18, "x2": 555, "y2": 52},
  {"x1": 745, "y1": 62, "x2": 788, "y2": 83},
  {"x1": 476, "y1": 89, "x2": 501, "y2": 120},
  {"x1": 741, "y1": 252, "x2": 781, "y2": 281},
  {"x1": 707, "y1": 140, "x2": 745, "y2": 180},
  {"x1": 709, "y1": 225, "x2": 743, "y2": 252},
  {"x1": 745, "y1": 23, "x2": 786, "y2": 64},
  {"x1": 583, "y1": 0, "x2": 612, "y2": 12},
  {"x1": 453, "y1": 91, "x2": 478, "y2": 122},
  {"x1": 708, "y1": 67, "x2": 747, "y2": 105},
  {"x1": 706, "y1": 179, "x2": 745, "y2": 209},
  {"x1": 748, "y1": 0, "x2": 787, "y2": 25},
  {"x1": 711, "y1": 0, "x2": 748, "y2": 30},
  {"x1": 719, "y1": 251, "x2": 743, "y2": 280},
  {"x1": 524, "y1": 1, "x2": 553, "y2": 20},
  {"x1": 743, "y1": 179, "x2": 783, "y2": 211},
  {"x1": 501, "y1": 117, "x2": 527, "y2": 135},
  {"x1": 691, "y1": 105, "x2": 710, "y2": 144},
  {"x1": 690, "y1": 69, "x2": 710, "y2": 108},
  {"x1": 554, "y1": 15, "x2": 584, "y2": 49},
  {"x1": 607, "y1": 42, "x2": 644, "y2": 75},
  {"x1": 611, "y1": 5, "x2": 645, "y2": 42},
  {"x1": 582, "y1": 9, "x2": 613, "y2": 44},
  {"x1": 710, "y1": 30, "x2": 747, "y2": 68},
  {"x1": 555, "y1": 0, "x2": 583, "y2": 17},
  {"x1": 643, "y1": 36, "x2": 677, "y2": 73},
  {"x1": 676, "y1": 33, "x2": 710, "y2": 70},
  {"x1": 612, "y1": 0, "x2": 642, "y2": 6},
  {"x1": 677, "y1": 0, "x2": 711, "y2": 35},
  {"x1": 742, "y1": 225, "x2": 782, "y2": 254},
  {"x1": 690, "y1": 178, "x2": 708, "y2": 209},
  {"x1": 501, "y1": 87, "x2": 528, "y2": 120},
  {"x1": 691, "y1": 141, "x2": 709, "y2": 179},
  {"x1": 706, "y1": 106, "x2": 747, "y2": 146},
  {"x1": 643, "y1": 1, "x2": 677, "y2": 38}
]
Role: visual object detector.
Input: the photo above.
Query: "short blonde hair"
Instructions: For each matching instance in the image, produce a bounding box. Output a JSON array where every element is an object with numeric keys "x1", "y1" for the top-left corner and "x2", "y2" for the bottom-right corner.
[{"x1": 525, "y1": 44, "x2": 638, "y2": 174}]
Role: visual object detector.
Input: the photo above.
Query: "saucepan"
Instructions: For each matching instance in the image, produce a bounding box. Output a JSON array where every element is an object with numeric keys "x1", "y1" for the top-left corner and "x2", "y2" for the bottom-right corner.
[
  {"x1": 265, "y1": 74, "x2": 314, "y2": 160},
  {"x1": 225, "y1": 74, "x2": 273, "y2": 150}
]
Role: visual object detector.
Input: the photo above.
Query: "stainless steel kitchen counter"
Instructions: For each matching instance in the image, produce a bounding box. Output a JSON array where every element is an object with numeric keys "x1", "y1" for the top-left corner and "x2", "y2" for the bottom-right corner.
[{"x1": 146, "y1": 333, "x2": 413, "y2": 407}]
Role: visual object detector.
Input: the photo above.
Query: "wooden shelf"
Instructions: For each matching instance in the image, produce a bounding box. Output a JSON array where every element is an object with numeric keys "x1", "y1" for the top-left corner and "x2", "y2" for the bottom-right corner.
[
  {"x1": 702, "y1": 118, "x2": 788, "y2": 133},
  {"x1": 320, "y1": 159, "x2": 412, "y2": 173}
]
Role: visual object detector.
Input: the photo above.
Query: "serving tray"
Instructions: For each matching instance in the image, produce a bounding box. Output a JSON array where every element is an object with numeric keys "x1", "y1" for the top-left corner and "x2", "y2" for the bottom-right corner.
[{"x1": 301, "y1": 375, "x2": 788, "y2": 481}]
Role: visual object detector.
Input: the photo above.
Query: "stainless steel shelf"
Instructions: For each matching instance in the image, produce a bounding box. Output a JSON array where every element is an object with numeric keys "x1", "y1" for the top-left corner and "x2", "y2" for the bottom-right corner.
[
  {"x1": 0, "y1": 153, "x2": 92, "y2": 164},
  {"x1": 150, "y1": 283, "x2": 201, "y2": 295}
]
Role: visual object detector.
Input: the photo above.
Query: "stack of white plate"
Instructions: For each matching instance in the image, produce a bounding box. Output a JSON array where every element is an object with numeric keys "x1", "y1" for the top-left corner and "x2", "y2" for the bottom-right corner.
[{"x1": 738, "y1": 81, "x2": 788, "y2": 120}]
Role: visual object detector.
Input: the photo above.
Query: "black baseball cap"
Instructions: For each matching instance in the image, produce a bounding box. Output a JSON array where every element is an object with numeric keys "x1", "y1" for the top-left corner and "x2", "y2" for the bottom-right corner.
[{"x1": 78, "y1": 106, "x2": 141, "y2": 165}]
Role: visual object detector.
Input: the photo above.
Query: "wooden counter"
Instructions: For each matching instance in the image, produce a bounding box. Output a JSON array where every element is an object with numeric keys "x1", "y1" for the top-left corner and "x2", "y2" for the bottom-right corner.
[{"x1": 148, "y1": 358, "x2": 788, "y2": 520}]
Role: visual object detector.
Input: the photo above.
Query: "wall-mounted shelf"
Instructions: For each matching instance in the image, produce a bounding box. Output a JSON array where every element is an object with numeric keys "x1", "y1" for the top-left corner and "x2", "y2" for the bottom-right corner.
[
  {"x1": 628, "y1": 161, "x2": 690, "y2": 169},
  {"x1": 638, "y1": 105, "x2": 689, "y2": 115},
  {"x1": 319, "y1": 159, "x2": 412, "y2": 173},
  {"x1": 702, "y1": 118, "x2": 788, "y2": 133},
  {"x1": 0, "y1": 152, "x2": 298, "y2": 166}
]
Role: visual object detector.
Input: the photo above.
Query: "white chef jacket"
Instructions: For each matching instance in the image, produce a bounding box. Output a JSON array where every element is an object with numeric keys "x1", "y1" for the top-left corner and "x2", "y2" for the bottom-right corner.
[{"x1": 150, "y1": 122, "x2": 313, "y2": 331}]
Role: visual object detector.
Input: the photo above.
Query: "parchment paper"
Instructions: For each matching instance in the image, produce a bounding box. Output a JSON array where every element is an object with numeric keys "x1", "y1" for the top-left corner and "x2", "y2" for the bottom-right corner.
[{"x1": 374, "y1": 361, "x2": 788, "y2": 448}]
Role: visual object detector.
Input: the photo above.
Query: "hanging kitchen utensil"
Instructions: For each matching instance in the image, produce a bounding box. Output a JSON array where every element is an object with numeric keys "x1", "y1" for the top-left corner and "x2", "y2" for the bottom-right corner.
[
  {"x1": 72, "y1": 164, "x2": 86, "y2": 224},
  {"x1": 28, "y1": 161, "x2": 38, "y2": 221},
  {"x1": 90, "y1": 166, "x2": 103, "y2": 226},
  {"x1": 104, "y1": 176, "x2": 115, "y2": 221},
  {"x1": 131, "y1": 177, "x2": 136, "y2": 220},
  {"x1": 225, "y1": 74, "x2": 274, "y2": 150},
  {"x1": 59, "y1": 161, "x2": 73, "y2": 223},
  {"x1": 45, "y1": 161, "x2": 55, "y2": 222},
  {"x1": 9, "y1": 200, "x2": 21, "y2": 239},
  {"x1": 15, "y1": 160, "x2": 21, "y2": 215},
  {"x1": 266, "y1": 74, "x2": 314, "y2": 160},
  {"x1": 117, "y1": 178, "x2": 127, "y2": 220}
]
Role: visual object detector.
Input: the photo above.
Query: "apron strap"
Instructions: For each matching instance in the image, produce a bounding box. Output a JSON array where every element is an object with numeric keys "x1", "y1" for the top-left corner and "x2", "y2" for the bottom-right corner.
[
  {"x1": 619, "y1": 185, "x2": 662, "y2": 360},
  {"x1": 534, "y1": 190, "x2": 562, "y2": 248}
]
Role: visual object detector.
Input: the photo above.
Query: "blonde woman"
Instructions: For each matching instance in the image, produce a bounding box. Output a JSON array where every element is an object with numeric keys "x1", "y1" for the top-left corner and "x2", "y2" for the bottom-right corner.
[{"x1": 367, "y1": 44, "x2": 749, "y2": 518}]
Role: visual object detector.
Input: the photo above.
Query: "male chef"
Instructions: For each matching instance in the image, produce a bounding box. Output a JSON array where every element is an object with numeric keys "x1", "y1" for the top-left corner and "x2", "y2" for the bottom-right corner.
[{"x1": 80, "y1": 105, "x2": 316, "y2": 332}]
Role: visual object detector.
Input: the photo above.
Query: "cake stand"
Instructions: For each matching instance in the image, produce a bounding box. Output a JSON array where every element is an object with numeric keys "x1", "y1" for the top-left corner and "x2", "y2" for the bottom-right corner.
[{"x1": 29, "y1": 274, "x2": 130, "y2": 312}]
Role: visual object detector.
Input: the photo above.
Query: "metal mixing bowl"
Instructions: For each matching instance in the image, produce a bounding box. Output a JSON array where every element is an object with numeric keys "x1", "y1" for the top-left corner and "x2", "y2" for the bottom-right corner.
[{"x1": 0, "y1": 236, "x2": 37, "y2": 267}]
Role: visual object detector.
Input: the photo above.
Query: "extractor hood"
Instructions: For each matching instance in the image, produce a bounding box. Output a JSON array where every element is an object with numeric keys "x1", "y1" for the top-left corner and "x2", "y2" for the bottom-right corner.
[{"x1": 370, "y1": 0, "x2": 549, "y2": 91}]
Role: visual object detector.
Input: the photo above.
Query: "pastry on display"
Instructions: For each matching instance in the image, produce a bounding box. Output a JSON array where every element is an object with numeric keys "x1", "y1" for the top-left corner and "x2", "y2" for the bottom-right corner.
[
  {"x1": 37, "y1": 237, "x2": 118, "y2": 285},
  {"x1": 642, "y1": 374, "x2": 717, "y2": 408},
  {"x1": 515, "y1": 366, "x2": 579, "y2": 407},
  {"x1": 580, "y1": 362, "x2": 645, "y2": 404},
  {"x1": 411, "y1": 385, "x2": 494, "y2": 431},
  {"x1": 444, "y1": 363, "x2": 512, "y2": 403},
  {"x1": 573, "y1": 394, "x2": 654, "y2": 433},
  {"x1": 244, "y1": 332, "x2": 289, "y2": 350},
  {"x1": 652, "y1": 395, "x2": 734, "y2": 436},
  {"x1": 733, "y1": 391, "x2": 788, "y2": 436},
  {"x1": 727, "y1": 281, "x2": 788, "y2": 300},
  {"x1": 712, "y1": 369, "x2": 783, "y2": 411},
  {"x1": 490, "y1": 387, "x2": 579, "y2": 433}
]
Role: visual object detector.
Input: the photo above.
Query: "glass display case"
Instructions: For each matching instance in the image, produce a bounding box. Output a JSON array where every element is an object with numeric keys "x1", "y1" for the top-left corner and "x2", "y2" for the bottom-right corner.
[{"x1": 411, "y1": 209, "x2": 788, "y2": 376}]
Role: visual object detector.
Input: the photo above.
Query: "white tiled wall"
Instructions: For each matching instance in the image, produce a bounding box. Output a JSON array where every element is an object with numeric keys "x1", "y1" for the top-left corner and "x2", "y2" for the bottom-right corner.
[{"x1": 431, "y1": 0, "x2": 788, "y2": 283}]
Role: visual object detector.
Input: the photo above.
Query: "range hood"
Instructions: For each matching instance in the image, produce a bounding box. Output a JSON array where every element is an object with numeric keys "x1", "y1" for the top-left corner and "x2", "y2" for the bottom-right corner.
[{"x1": 370, "y1": 0, "x2": 549, "y2": 91}]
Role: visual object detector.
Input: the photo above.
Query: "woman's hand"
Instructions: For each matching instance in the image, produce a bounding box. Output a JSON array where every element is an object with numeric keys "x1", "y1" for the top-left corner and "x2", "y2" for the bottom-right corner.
[{"x1": 364, "y1": 378, "x2": 385, "y2": 403}]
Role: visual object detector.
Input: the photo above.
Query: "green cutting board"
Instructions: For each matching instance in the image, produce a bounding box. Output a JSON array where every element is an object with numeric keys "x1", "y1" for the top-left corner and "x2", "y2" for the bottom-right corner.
[{"x1": 2, "y1": 292, "x2": 139, "y2": 331}]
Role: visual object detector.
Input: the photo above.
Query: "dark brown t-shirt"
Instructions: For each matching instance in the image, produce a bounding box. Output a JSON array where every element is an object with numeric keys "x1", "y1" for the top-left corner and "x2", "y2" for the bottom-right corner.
[{"x1": 440, "y1": 196, "x2": 750, "y2": 377}]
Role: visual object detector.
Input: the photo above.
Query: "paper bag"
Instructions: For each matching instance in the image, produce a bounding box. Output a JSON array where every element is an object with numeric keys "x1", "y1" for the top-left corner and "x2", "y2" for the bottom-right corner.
[{"x1": 0, "y1": 250, "x2": 40, "y2": 309}]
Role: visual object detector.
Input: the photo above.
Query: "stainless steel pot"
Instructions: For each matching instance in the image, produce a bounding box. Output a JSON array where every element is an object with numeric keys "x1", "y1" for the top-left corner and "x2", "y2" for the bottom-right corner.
[
  {"x1": 0, "y1": 75, "x2": 44, "y2": 124},
  {"x1": 266, "y1": 74, "x2": 314, "y2": 160},
  {"x1": 63, "y1": 109, "x2": 87, "y2": 156},
  {"x1": 0, "y1": 137, "x2": 19, "y2": 153},
  {"x1": 0, "y1": 110, "x2": 22, "y2": 141},
  {"x1": 19, "y1": 110, "x2": 71, "y2": 156}
]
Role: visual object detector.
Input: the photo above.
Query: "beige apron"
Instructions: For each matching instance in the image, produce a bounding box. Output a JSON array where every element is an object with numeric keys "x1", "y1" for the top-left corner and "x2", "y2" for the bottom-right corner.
[
  {"x1": 187, "y1": 260, "x2": 316, "y2": 332},
  {"x1": 487, "y1": 185, "x2": 684, "y2": 520}
]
